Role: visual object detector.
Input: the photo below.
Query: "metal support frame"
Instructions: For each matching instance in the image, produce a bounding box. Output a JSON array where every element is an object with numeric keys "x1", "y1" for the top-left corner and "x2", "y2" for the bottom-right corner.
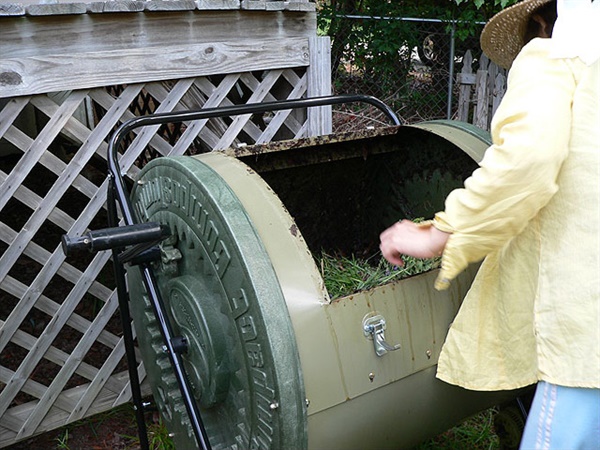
[{"x1": 62, "y1": 94, "x2": 399, "y2": 450}]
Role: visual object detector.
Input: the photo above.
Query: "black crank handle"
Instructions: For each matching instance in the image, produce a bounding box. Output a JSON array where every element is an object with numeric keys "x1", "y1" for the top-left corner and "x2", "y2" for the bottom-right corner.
[{"x1": 61, "y1": 222, "x2": 169, "y2": 256}]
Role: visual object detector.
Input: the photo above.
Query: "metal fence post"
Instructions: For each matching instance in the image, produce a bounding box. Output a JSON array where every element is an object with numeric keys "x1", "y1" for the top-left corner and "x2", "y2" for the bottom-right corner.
[{"x1": 446, "y1": 22, "x2": 456, "y2": 120}]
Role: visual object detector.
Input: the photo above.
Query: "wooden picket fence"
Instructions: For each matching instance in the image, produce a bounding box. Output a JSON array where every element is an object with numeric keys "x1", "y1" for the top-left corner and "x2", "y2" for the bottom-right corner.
[
  {"x1": 0, "y1": 1, "x2": 331, "y2": 447},
  {"x1": 456, "y1": 51, "x2": 507, "y2": 131}
]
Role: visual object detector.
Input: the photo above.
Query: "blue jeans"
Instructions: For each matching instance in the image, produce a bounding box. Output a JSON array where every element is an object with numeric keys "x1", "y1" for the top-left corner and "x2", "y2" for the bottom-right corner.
[{"x1": 520, "y1": 381, "x2": 600, "y2": 450}]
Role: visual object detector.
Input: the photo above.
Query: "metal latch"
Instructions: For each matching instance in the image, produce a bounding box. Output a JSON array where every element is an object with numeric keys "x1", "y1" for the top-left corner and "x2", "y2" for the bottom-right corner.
[{"x1": 363, "y1": 314, "x2": 401, "y2": 357}]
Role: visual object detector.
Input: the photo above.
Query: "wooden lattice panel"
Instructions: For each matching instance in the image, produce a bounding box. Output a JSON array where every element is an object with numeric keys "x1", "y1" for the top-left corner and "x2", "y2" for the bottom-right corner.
[{"x1": 0, "y1": 68, "x2": 317, "y2": 447}]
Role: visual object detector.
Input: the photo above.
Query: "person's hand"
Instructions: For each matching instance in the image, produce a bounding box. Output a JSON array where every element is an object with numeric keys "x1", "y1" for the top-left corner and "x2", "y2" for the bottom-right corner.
[{"x1": 379, "y1": 220, "x2": 450, "y2": 266}]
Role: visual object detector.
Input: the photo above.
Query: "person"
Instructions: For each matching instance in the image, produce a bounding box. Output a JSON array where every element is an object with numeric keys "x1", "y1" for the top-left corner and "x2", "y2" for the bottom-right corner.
[{"x1": 379, "y1": 0, "x2": 600, "y2": 448}]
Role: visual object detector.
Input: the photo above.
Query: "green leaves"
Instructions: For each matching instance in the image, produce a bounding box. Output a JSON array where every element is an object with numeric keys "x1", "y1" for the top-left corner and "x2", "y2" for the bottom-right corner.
[{"x1": 452, "y1": 0, "x2": 520, "y2": 9}]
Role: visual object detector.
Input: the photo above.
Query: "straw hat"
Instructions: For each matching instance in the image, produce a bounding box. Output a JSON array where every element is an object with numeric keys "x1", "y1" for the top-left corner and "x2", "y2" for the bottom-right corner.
[{"x1": 480, "y1": 0, "x2": 554, "y2": 69}]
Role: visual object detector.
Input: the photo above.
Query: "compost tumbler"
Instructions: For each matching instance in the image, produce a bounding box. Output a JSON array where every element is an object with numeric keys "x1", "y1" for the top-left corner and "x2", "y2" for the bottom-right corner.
[{"x1": 127, "y1": 121, "x2": 521, "y2": 450}]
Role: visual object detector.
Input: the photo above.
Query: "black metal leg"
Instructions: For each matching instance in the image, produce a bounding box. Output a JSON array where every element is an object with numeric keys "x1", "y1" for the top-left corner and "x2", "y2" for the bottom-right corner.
[{"x1": 108, "y1": 178, "x2": 150, "y2": 450}]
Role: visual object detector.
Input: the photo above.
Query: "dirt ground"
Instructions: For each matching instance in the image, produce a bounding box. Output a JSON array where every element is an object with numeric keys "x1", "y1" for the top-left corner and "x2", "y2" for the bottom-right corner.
[{"x1": 5, "y1": 403, "x2": 160, "y2": 450}]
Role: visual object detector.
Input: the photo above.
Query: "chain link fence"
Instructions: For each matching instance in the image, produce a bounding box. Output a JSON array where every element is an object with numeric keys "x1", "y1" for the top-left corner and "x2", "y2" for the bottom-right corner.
[{"x1": 320, "y1": 13, "x2": 485, "y2": 131}]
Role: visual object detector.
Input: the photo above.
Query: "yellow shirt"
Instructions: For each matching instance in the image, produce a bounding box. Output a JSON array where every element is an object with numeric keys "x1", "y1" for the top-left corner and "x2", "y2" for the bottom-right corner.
[{"x1": 433, "y1": 38, "x2": 600, "y2": 391}]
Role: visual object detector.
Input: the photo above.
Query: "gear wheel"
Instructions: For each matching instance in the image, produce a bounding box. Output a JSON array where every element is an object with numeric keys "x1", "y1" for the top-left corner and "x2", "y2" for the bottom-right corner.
[
  {"x1": 138, "y1": 287, "x2": 194, "y2": 443},
  {"x1": 128, "y1": 155, "x2": 307, "y2": 449},
  {"x1": 494, "y1": 405, "x2": 526, "y2": 450}
]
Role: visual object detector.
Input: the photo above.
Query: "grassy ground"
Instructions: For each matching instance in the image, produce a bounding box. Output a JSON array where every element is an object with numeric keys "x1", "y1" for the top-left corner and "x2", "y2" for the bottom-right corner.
[
  {"x1": 6, "y1": 403, "x2": 145, "y2": 450},
  {"x1": 8, "y1": 404, "x2": 500, "y2": 449},
  {"x1": 413, "y1": 409, "x2": 500, "y2": 450},
  {"x1": 6, "y1": 402, "x2": 176, "y2": 450}
]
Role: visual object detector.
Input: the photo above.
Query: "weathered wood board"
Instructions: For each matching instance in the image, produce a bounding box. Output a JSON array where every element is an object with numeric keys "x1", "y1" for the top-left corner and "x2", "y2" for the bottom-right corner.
[{"x1": 456, "y1": 50, "x2": 506, "y2": 131}]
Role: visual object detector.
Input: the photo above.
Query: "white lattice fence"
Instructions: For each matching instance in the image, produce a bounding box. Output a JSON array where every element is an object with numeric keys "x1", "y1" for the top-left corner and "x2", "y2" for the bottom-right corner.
[{"x1": 0, "y1": 62, "x2": 330, "y2": 446}]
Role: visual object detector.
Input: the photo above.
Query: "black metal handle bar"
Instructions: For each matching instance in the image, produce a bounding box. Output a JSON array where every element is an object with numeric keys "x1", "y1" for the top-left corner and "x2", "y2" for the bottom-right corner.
[
  {"x1": 107, "y1": 94, "x2": 400, "y2": 224},
  {"x1": 103, "y1": 94, "x2": 399, "y2": 450}
]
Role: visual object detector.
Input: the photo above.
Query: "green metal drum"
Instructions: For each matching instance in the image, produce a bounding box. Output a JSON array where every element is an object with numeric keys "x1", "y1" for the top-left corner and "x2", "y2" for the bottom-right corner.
[{"x1": 128, "y1": 120, "x2": 521, "y2": 449}]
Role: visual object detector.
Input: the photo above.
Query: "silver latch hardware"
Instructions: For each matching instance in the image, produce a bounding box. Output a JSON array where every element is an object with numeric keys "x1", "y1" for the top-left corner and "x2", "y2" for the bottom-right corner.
[{"x1": 362, "y1": 314, "x2": 401, "y2": 357}]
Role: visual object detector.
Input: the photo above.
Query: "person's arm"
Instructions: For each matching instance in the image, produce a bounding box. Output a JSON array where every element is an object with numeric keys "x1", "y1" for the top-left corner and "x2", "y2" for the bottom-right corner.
[
  {"x1": 380, "y1": 40, "x2": 575, "y2": 287},
  {"x1": 436, "y1": 40, "x2": 575, "y2": 287}
]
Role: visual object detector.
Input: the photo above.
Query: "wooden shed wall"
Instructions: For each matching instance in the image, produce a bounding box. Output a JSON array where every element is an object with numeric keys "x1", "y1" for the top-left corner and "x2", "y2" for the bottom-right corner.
[{"x1": 0, "y1": 2, "x2": 330, "y2": 446}]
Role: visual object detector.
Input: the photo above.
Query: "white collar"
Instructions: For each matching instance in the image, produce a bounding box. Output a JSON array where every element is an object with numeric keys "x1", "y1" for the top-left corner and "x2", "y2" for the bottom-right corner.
[{"x1": 550, "y1": 0, "x2": 600, "y2": 65}]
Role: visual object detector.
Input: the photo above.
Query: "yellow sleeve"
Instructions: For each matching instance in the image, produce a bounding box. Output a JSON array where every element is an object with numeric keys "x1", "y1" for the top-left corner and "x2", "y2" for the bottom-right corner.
[{"x1": 434, "y1": 39, "x2": 576, "y2": 290}]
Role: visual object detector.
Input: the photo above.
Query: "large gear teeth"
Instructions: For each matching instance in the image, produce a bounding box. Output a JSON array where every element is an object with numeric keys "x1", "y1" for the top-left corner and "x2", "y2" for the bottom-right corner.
[{"x1": 136, "y1": 287, "x2": 195, "y2": 445}]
